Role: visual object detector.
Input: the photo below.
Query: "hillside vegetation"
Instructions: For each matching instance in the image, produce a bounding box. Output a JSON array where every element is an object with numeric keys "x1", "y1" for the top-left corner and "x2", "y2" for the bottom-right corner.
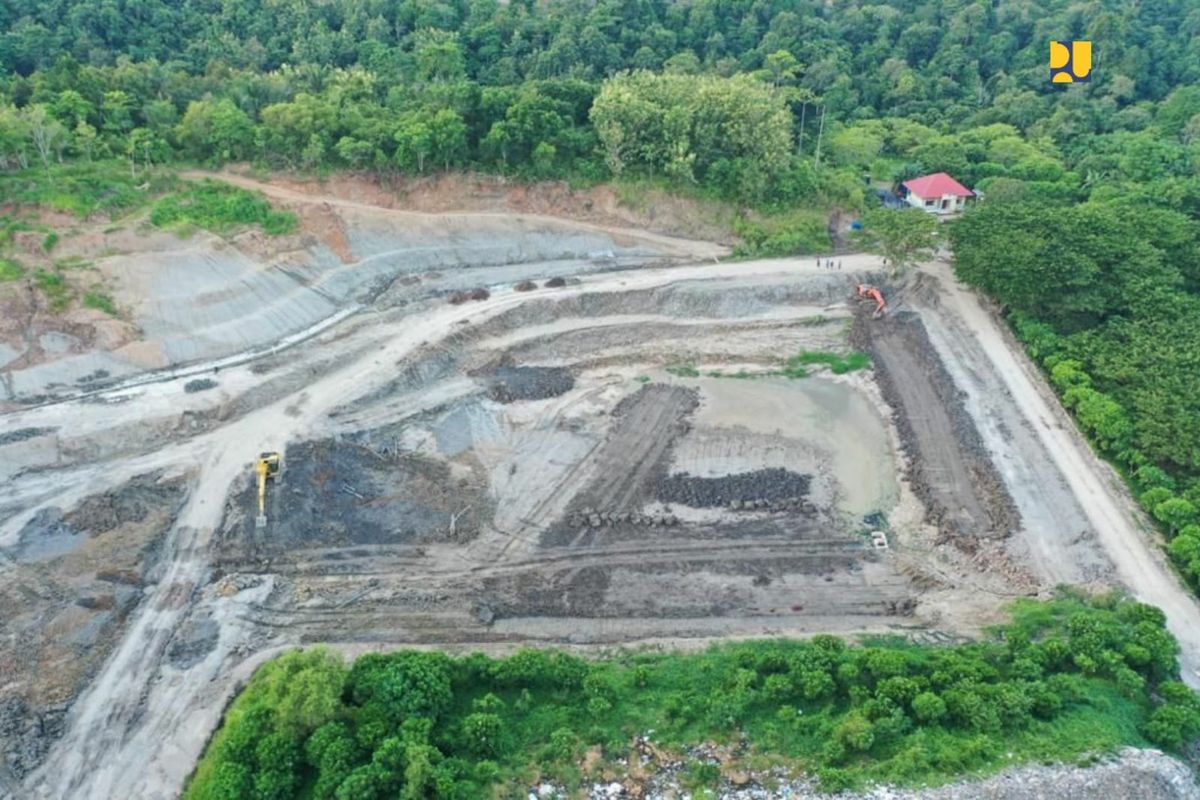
[{"x1": 184, "y1": 595, "x2": 1200, "y2": 799}]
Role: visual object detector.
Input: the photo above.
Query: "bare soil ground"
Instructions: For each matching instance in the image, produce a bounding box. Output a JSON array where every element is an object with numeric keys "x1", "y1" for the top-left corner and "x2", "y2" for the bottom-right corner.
[{"x1": 0, "y1": 175, "x2": 1197, "y2": 800}]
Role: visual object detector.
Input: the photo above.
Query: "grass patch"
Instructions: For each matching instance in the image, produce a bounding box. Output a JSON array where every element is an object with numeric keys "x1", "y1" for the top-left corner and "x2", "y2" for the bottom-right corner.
[
  {"x1": 42, "y1": 232, "x2": 58, "y2": 252},
  {"x1": 634, "y1": 375, "x2": 651, "y2": 383},
  {"x1": 34, "y1": 269, "x2": 71, "y2": 311},
  {"x1": 0, "y1": 160, "x2": 173, "y2": 217},
  {"x1": 0, "y1": 257, "x2": 24, "y2": 282},
  {"x1": 786, "y1": 351, "x2": 871, "y2": 375},
  {"x1": 779, "y1": 362, "x2": 809, "y2": 379},
  {"x1": 184, "y1": 594, "x2": 1200, "y2": 800},
  {"x1": 83, "y1": 292, "x2": 118, "y2": 316},
  {"x1": 150, "y1": 180, "x2": 298, "y2": 236},
  {"x1": 666, "y1": 363, "x2": 700, "y2": 378}
]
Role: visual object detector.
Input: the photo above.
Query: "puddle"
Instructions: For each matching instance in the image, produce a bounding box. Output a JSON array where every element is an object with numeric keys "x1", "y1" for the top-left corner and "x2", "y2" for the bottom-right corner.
[
  {"x1": 11, "y1": 508, "x2": 83, "y2": 562},
  {"x1": 678, "y1": 376, "x2": 898, "y2": 516}
]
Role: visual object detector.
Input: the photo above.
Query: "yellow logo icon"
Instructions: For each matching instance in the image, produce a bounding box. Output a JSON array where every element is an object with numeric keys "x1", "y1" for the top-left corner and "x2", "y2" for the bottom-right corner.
[{"x1": 1051, "y1": 40, "x2": 1092, "y2": 83}]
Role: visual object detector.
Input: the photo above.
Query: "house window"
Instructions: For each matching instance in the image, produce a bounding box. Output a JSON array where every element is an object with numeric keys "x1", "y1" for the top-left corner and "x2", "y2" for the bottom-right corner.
[
  {"x1": 924, "y1": 199, "x2": 934, "y2": 207},
  {"x1": 941, "y1": 199, "x2": 950, "y2": 209}
]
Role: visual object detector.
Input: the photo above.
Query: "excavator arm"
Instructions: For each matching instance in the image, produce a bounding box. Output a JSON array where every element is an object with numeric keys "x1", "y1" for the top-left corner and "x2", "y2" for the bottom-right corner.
[
  {"x1": 254, "y1": 452, "x2": 281, "y2": 528},
  {"x1": 855, "y1": 284, "x2": 887, "y2": 318}
]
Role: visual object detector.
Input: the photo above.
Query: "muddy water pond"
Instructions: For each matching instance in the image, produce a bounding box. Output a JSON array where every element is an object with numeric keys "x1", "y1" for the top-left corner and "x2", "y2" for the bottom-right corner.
[{"x1": 676, "y1": 375, "x2": 899, "y2": 517}]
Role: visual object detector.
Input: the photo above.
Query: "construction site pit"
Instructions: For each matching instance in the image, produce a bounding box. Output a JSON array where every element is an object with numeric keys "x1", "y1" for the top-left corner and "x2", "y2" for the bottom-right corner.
[{"x1": 6, "y1": 178, "x2": 1175, "y2": 800}]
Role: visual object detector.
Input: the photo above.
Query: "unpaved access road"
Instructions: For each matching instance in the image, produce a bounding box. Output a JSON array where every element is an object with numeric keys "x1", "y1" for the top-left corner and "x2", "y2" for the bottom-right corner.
[{"x1": 918, "y1": 259, "x2": 1200, "y2": 683}]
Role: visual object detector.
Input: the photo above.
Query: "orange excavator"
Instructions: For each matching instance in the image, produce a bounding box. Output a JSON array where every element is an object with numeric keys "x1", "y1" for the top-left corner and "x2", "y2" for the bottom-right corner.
[{"x1": 855, "y1": 284, "x2": 887, "y2": 318}]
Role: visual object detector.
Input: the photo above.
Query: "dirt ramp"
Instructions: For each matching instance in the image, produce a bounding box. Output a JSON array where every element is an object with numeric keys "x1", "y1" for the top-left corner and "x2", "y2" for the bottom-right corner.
[
  {"x1": 543, "y1": 385, "x2": 698, "y2": 546},
  {"x1": 854, "y1": 310, "x2": 1018, "y2": 543},
  {"x1": 0, "y1": 473, "x2": 185, "y2": 779}
]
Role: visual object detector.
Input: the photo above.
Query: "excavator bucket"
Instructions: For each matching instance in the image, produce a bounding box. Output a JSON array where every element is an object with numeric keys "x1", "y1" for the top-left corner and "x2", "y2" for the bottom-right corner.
[{"x1": 255, "y1": 514, "x2": 268, "y2": 528}]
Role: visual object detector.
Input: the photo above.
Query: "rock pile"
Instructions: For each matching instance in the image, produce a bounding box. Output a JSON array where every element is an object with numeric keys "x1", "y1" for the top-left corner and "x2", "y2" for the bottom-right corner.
[
  {"x1": 657, "y1": 468, "x2": 811, "y2": 509},
  {"x1": 568, "y1": 508, "x2": 680, "y2": 528}
]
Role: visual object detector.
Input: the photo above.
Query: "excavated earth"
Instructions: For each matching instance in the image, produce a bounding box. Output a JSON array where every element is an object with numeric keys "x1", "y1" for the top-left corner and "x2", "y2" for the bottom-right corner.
[{"x1": 0, "y1": 175, "x2": 1196, "y2": 800}]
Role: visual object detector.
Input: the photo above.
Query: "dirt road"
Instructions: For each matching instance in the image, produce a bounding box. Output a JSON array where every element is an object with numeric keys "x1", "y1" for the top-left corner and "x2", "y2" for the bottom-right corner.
[{"x1": 919, "y1": 259, "x2": 1200, "y2": 684}]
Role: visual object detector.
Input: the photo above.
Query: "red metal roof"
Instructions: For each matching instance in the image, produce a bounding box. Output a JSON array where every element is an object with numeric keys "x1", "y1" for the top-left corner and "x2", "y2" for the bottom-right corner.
[{"x1": 902, "y1": 172, "x2": 974, "y2": 199}]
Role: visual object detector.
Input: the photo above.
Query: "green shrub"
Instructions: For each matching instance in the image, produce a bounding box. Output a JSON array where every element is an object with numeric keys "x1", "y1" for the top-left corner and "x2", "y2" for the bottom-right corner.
[
  {"x1": 34, "y1": 269, "x2": 71, "y2": 311},
  {"x1": 666, "y1": 363, "x2": 700, "y2": 378},
  {"x1": 733, "y1": 209, "x2": 831, "y2": 257},
  {"x1": 150, "y1": 180, "x2": 298, "y2": 236},
  {"x1": 0, "y1": 257, "x2": 23, "y2": 282},
  {"x1": 83, "y1": 292, "x2": 118, "y2": 316},
  {"x1": 784, "y1": 351, "x2": 871, "y2": 375}
]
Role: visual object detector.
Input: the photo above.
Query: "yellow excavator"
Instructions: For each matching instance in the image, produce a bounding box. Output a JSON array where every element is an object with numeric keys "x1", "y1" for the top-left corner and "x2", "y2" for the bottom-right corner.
[{"x1": 255, "y1": 452, "x2": 282, "y2": 528}]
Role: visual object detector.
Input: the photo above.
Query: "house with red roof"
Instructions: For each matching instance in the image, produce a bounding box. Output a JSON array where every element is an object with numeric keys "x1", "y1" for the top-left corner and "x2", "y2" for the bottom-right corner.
[{"x1": 900, "y1": 172, "x2": 974, "y2": 214}]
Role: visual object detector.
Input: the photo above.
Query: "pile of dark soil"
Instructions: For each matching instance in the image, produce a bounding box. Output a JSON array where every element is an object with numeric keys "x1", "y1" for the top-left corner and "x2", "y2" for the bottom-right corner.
[
  {"x1": 218, "y1": 438, "x2": 491, "y2": 556},
  {"x1": 487, "y1": 366, "x2": 574, "y2": 403},
  {"x1": 657, "y1": 468, "x2": 810, "y2": 508}
]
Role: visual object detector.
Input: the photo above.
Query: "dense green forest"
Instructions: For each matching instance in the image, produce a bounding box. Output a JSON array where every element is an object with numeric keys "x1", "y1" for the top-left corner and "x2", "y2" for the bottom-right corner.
[
  {"x1": 184, "y1": 595, "x2": 1200, "y2": 798},
  {"x1": 2, "y1": 0, "x2": 1199, "y2": 205}
]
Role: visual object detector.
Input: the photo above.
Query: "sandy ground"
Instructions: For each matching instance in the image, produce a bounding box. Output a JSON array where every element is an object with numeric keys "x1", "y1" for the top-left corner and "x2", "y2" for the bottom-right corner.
[{"x1": 1, "y1": 177, "x2": 1198, "y2": 799}]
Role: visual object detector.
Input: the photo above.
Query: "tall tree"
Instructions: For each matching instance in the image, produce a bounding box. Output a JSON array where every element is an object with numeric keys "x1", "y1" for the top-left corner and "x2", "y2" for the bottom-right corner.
[{"x1": 855, "y1": 208, "x2": 938, "y2": 275}]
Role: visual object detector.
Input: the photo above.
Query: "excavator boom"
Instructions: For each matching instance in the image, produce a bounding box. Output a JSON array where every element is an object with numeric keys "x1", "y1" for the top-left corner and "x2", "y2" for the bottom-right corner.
[
  {"x1": 855, "y1": 283, "x2": 887, "y2": 318},
  {"x1": 254, "y1": 452, "x2": 281, "y2": 528}
]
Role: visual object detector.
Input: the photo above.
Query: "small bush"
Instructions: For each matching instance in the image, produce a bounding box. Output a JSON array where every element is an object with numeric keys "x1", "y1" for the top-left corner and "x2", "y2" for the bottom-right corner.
[
  {"x1": 83, "y1": 292, "x2": 118, "y2": 316},
  {"x1": 0, "y1": 257, "x2": 23, "y2": 282},
  {"x1": 34, "y1": 269, "x2": 71, "y2": 311},
  {"x1": 666, "y1": 363, "x2": 700, "y2": 377},
  {"x1": 42, "y1": 232, "x2": 58, "y2": 252}
]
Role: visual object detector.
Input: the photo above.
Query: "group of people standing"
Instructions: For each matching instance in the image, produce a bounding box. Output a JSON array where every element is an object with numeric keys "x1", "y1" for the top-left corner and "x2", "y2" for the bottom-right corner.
[{"x1": 816, "y1": 257, "x2": 842, "y2": 270}]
